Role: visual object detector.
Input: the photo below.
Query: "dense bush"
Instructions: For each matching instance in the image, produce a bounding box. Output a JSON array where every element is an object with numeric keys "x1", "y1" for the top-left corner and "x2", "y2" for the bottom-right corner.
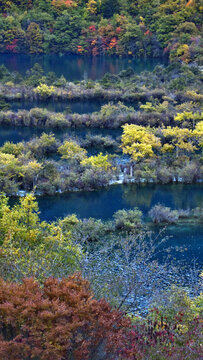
[
  {"x1": 0, "y1": 275, "x2": 202, "y2": 360},
  {"x1": 113, "y1": 207, "x2": 142, "y2": 231},
  {"x1": 149, "y1": 204, "x2": 179, "y2": 224},
  {"x1": 0, "y1": 275, "x2": 130, "y2": 360}
]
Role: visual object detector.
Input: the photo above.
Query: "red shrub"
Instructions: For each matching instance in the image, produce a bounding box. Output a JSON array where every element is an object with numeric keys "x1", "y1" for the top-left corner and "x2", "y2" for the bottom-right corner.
[{"x1": 0, "y1": 274, "x2": 130, "y2": 360}]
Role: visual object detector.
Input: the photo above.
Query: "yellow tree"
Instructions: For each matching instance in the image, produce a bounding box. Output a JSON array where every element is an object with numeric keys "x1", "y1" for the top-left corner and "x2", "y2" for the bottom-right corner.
[
  {"x1": 161, "y1": 126, "x2": 196, "y2": 157},
  {"x1": 0, "y1": 152, "x2": 22, "y2": 178},
  {"x1": 0, "y1": 194, "x2": 81, "y2": 279},
  {"x1": 34, "y1": 84, "x2": 55, "y2": 97},
  {"x1": 0, "y1": 193, "x2": 41, "y2": 246},
  {"x1": 121, "y1": 124, "x2": 161, "y2": 162},
  {"x1": 86, "y1": 0, "x2": 98, "y2": 14},
  {"x1": 174, "y1": 111, "x2": 203, "y2": 129},
  {"x1": 193, "y1": 121, "x2": 203, "y2": 148},
  {"x1": 58, "y1": 140, "x2": 87, "y2": 162},
  {"x1": 81, "y1": 152, "x2": 111, "y2": 171}
]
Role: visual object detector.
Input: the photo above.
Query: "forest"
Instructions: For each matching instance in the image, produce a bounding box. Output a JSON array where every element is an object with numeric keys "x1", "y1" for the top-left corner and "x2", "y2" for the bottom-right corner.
[
  {"x1": 0, "y1": 0, "x2": 202, "y2": 63},
  {"x1": 0, "y1": 1, "x2": 203, "y2": 359}
]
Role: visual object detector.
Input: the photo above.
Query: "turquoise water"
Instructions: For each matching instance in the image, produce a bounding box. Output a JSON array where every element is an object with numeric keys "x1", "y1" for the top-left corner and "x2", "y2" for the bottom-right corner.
[
  {"x1": 34, "y1": 184, "x2": 203, "y2": 264},
  {"x1": 0, "y1": 54, "x2": 168, "y2": 81},
  {"x1": 36, "y1": 184, "x2": 203, "y2": 221}
]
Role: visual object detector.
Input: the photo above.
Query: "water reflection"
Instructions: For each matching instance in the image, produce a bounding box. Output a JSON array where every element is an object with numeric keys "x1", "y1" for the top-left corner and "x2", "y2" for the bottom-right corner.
[{"x1": 0, "y1": 54, "x2": 168, "y2": 81}]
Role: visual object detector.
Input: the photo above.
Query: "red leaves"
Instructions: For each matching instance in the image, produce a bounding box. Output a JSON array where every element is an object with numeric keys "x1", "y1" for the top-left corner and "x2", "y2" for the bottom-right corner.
[
  {"x1": 89, "y1": 25, "x2": 96, "y2": 32},
  {"x1": 6, "y1": 39, "x2": 18, "y2": 53},
  {"x1": 144, "y1": 30, "x2": 152, "y2": 36},
  {"x1": 116, "y1": 26, "x2": 122, "y2": 34}
]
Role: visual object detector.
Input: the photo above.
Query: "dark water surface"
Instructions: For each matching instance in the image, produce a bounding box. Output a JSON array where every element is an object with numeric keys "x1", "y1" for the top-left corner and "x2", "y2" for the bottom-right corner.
[
  {"x1": 9, "y1": 99, "x2": 105, "y2": 114},
  {"x1": 0, "y1": 126, "x2": 122, "y2": 146},
  {"x1": 35, "y1": 183, "x2": 203, "y2": 264},
  {"x1": 0, "y1": 54, "x2": 168, "y2": 81},
  {"x1": 9, "y1": 99, "x2": 139, "y2": 113},
  {"x1": 37, "y1": 183, "x2": 203, "y2": 221}
]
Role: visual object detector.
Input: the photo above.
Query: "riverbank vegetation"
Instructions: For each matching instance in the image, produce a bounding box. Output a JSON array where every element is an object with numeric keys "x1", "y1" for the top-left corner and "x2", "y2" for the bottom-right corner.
[
  {"x1": 0, "y1": 193, "x2": 202, "y2": 359},
  {"x1": 0, "y1": 62, "x2": 202, "y2": 192},
  {"x1": 0, "y1": 126, "x2": 202, "y2": 196},
  {"x1": 0, "y1": 0, "x2": 202, "y2": 64}
]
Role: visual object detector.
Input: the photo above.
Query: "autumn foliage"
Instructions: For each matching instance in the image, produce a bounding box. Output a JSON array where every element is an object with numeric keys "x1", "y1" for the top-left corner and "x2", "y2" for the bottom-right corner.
[
  {"x1": 0, "y1": 274, "x2": 130, "y2": 360},
  {"x1": 0, "y1": 274, "x2": 202, "y2": 360}
]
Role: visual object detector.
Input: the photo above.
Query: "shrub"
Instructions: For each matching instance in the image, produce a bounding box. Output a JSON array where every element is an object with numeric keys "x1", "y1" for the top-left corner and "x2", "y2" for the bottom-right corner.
[
  {"x1": 34, "y1": 83, "x2": 55, "y2": 97},
  {"x1": 113, "y1": 207, "x2": 142, "y2": 231},
  {"x1": 0, "y1": 275, "x2": 130, "y2": 360},
  {"x1": 149, "y1": 204, "x2": 179, "y2": 224}
]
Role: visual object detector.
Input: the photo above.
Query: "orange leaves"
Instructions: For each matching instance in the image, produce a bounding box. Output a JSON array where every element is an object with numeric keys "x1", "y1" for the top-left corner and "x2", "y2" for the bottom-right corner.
[
  {"x1": 109, "y1": 37, "x2": 117, "y2": 49},
  {"x1": 91, "y1": 39, "x2": 96, "y2": 46},
  {"x1": 186, "y1": 0, "x2": 194, "y2": 7},
  {"x1": 77, "y1": 45, "x2": 84, "y2": 53}
]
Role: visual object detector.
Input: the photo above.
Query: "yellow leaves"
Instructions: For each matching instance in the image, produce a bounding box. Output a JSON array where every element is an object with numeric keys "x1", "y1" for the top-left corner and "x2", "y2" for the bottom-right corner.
[
  {"x1": 81, "y1": 152, "x2": 111, "y2": 171},
  {"x1": 174, "y1": 111, "x2": 203, "y2": 124},
  {"x1": 0, "y1": 141, "x2": 24, "y2": 157},
  {"x1": 23, "y1": 160, "x2": 42, "y2": 172},
  {"x1": 86, "y1": 0, "x2": 97, "y2": 14},
  {"x1": 194, "y1": 121, "x2": 203, "y2": 135},
  {"x1": 0, "y1": 152, "x2": 16, "y2": 165},
  {"x1": 161, "y1": 143, "x2": 174, "y2": 153},
  {"x1": 176, "y1": 44, "x2": 190, "y2": 63},
  {"x1": 0, "y1": 152, "x2": 21, "y2": 174},
  {"x1": 34, "y1": 84, "x2": 55, "y2": 97},
  {"x1": 185, "y1": 91, "x2": 203, "y2": 102},
  {"x1": 121, "y1": 124, "x2": 161, "y2": 162},
  {"x1": 58, "y1": 141, "x2": 87, "y2": 162},
  {"x1": 162, "y1": 126, "x2": 196, "y2": 153},
  {"x1": 162, "y1": 127, "x2": 193, "y2": 141},
  {"x1": 193, "y1": 121, "x2": 203, "y2": 147},
  {"x1": 0, "y1": 194, "x2": 82, "y2": 280}
]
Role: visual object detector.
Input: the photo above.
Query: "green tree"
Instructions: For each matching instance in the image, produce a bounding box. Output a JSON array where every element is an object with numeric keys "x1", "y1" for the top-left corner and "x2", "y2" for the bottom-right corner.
[
  {"x1": 100, "y1": 0, "x2": 120, "y2": 18},
  {"x1": 26, "y1": 22, "x2": 43, "y2": 54}
]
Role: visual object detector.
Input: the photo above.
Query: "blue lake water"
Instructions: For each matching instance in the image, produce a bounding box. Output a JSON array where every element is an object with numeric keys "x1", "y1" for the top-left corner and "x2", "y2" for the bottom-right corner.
[
  {"x1": 0, "y1": 54, "x2": 168, "y2": 81},
  {"x1": 9, "y1": 99, "x2": 105, "y2": 114},
  {"x1": 35, "y1": 183, "x2": 203, "y2": 264},
  {"x1": 0, "y1": 126, "x2": 122, "y2": 146}
]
